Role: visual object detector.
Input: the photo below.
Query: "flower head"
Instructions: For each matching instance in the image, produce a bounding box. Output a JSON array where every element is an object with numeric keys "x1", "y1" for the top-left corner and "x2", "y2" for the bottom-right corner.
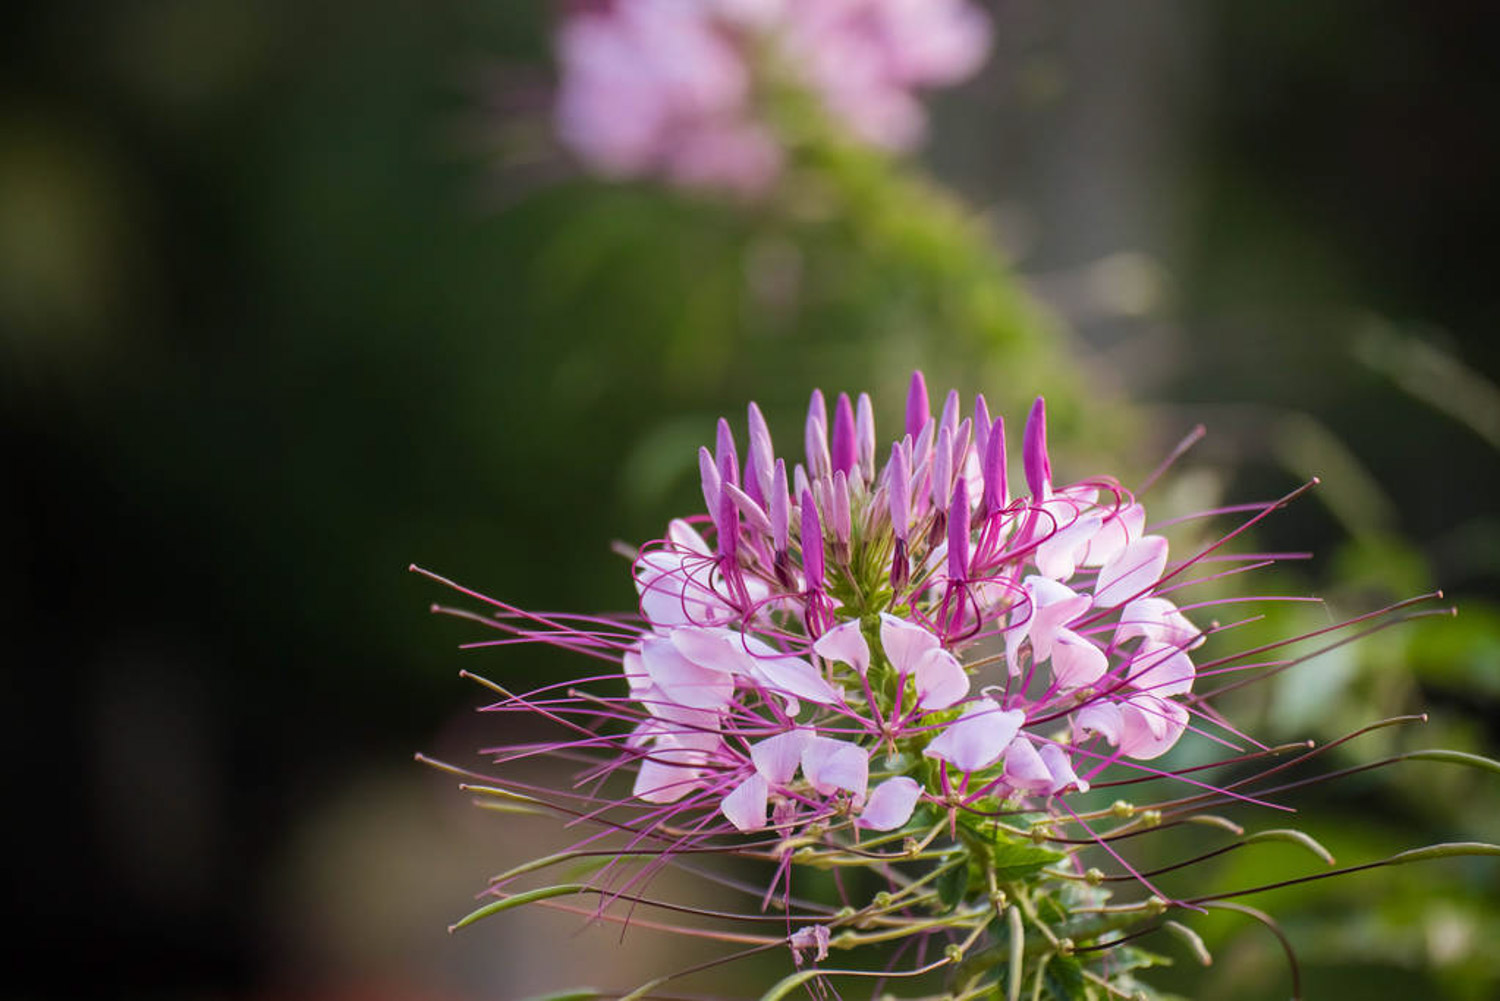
[{"x1": 421, "y1": 374, "x2": 1466, "y2": 1000}]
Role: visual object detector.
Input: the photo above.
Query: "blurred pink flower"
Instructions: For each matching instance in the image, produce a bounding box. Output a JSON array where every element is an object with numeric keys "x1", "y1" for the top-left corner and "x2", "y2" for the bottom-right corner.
[{"x1": 553, "y1": 0, "x2": 992, "y2": 193}]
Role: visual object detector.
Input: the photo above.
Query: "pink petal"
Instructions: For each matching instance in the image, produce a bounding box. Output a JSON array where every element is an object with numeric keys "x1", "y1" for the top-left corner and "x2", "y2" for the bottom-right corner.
[
  {"x1": 633, "y1": 734, "x2": 707, "y2": 804},
  {"x1": 1116, "y1": 596, "x2": 1204, "y2": 651},
  {"x1": 1118, "y1": 695, "x2": 1189, "y2": 760},
  {"x1": 1002, "y1": 735, "x2": 1052, "y2": 792},
  {"x1": 801, "y1": 736, "x2": 869, "y2": 799},
  {"x1": 667, "y1": 518, "x2": 712, "y2": 554},
  {"x1": 812, "y1": 619, "x2": 870, "y2": 674},
  {"x1": 741, "y1": 633, "x2": 841, "y2": 705},
  {"x1": 923, "y1": 699, "x2": 1024, "y2": 773},
  {"x1": 1018, "y1": 576, "x2": 1091, "y2": 663},
  {"x1": 858, "y1": 776, "x2": 923, "y2": 831},
  {"x1": 1094, "y1": 535, "x2": 1169, "y2": 608},
  {"x1": 721, "y1": 772, "x2": 769, "y2": 832},
  {"x1": 879, "y1": 613, "x2": 940, "y2": 672},
  {"x1": 750, "y1": 728, "x2": 813, "y2": 785},
  {"x1": 623, "y1": 646, "x2": 650, "y2": 697},
  {"x1": 1081, "y1": 503, "x2": 1145, "y2": 568},
  {"x1": 1035, "y1": 513, "x2": 1101, "y2": 581},
  {"x1": 1125, "y1": 643, "x2": 1195, "y2": 697},
  {"x1": 641, "y1": 635, "x2": 734, "y2": 710},
  {"x1": 1039, "y1": 743, "x2": 1089, "y2": 794},
  {"x1": 1050, "y1": 628, "x2": 1108, "y2": 691},
  {"x1": 914, "y1": 647, "x2": 969, "y2": 709},
  {"x1": 1075, "y1": 701, "x2": 1123, "y2": 745}
]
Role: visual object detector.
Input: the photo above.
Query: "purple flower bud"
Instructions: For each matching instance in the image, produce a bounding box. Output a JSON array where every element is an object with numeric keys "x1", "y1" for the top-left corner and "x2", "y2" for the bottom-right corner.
[
  {"x1": 912, "y1": 416, "x2": 934, "y2": 467},
  {"x1": 888, "y1": 441, "x2": 911, "y2": 543},
  {"x1": 746, "y1": 401, "x2": 775, "y2": 504},
  {"x1": 855, "y1": 392, "x2": 876, "y2": 484},
  {"x1": 973, "y1": 393, "x2": 991, "y2": 462},
  {"x1": 725, "y1": 481, "x2": 771, "y2": 535},
  {"x1": 983, "y1": 416, "x2": 1008, "y2": 515},
  {"x1": 805, "y1": 388, "x2": 830, "y2": 480},
  {"x1": 830, "y1": 470, "x2": 852, "y2": 553},
  {"x1": 932, "y1": 425, "x2": 954, "y2": 508},
  {"x1": 716, "y1": 417, "x2": 739, "y2": 487},
  {"x1": 947, "y1": 476, "x2": 970, "y2": 580},
  {"x1": 939, "y1": 388, "x2": 960, "y2": 442},
  {"x1": 831, "y1": 392, "x2": 857, "y2": 477},
  {"x1": 905, "y1": 370, "x2": 929, "y2": 439},
  {"x1": 952, "y1": 418, "x2": 972, "y2": 480},
  {"x1": 800, "y1": 489, "x2": 824, "y2": 589},
  {"x1": 770, "y1": 458, "x2": 790, "y2": 553},
  {"x1": 699, "y1": 446, "x2": 722, "y2": 516},
  {"x1": 1023, "y1": 396, "x2": 1052, "y2": 498},
  {"x1": 793, "y1": 464, "x2": 810, "y2": 509},
  {"x1": 716, "y1": 482, "x2": 740, "y2": 561}
]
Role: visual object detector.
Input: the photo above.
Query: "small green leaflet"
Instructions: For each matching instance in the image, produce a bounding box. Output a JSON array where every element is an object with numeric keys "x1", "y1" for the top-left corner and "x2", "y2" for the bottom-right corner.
[{"x1": 989, "y1": 840, "x2": 1065, "y2": 882}]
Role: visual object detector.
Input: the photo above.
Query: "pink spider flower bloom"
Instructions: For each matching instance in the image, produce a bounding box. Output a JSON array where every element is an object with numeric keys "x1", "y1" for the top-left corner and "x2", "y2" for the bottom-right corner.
[
  {"x1": 553, "y1": 0, "x2": 992, "y2": 192},
  {"x1": 424, "y1": 373, "x2": 1262, "y2": 864},
  {"x1": 420, "y1": 375, "x2": 1470, "y2": 999},
  {"x1": 609, "y1": 374, "x2": 1211, "y2": 843}
]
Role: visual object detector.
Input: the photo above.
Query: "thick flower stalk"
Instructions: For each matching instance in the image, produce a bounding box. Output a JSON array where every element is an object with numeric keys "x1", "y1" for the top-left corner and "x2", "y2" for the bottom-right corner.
[
  {"x1": 554, "y1": 0, "x2": 991, "y2": 193},
  {"x1": 419, "y1": 373, "x2": 1488, "y2": 1001}
]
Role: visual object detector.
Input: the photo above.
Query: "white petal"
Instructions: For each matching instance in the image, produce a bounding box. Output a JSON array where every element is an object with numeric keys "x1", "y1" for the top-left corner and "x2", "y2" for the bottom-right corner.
[
  {"x1": 1118, "y1": 695, "x2": 1189, "y2": 760},
  {"x1": 913, "y1": 647, "x2": 969, "y2": 709},
  {"x1": 1050, "y1": 628, "x2": 1108, "y2": 691},
  {"x1": 879, "y1": 613, "x2": 940, "y2": 672},
  {"x1": 1035, "y1": 513, "x2": 1101, "y2": 581},
  {"x1": 633, "y1": 736, "x2": 707, "y2": 804},
  {"x1": 721, "y1": 773, "x2": 769, "y2": 832},
  {"x1": 1039, "y1": 744, "x2": 1088, "y2": 794},
  {"x1": 741, "y1": 633, "x2": 840, "y2": 705},
  {"x1": 1002, "y1": 735, "x2": 1052, "y2": 792},
  {"x1": 1125, "y1": 643, "x2": 1195, "y2": 697},
  {"x1": 923, "y1": 700, "x2": 1024, "y2": 773},
  {"x1": 812, "y1": 619, "x2": 871, "y2": 674},
  {"x1": 1080, "y1": 503, "x2": 1144, "y2": 568},
  {"x1": 641, "y1": 635, "x2": 734, "y2": 710},
  {"x1": 1117, "y1": 596, "x2": 1203, "y2": 650},
  {"x1": 1019, "y1": 576, "x2": 1091, "y2": 663},
  {"x1": 1075, "y1": 702, "x2": 1123, "y2": 745},
  {"x1": 801, "y1": 736, "x2": 869, "y2": 799},
  {"x1": 858, "y1": 777, "x2": 923, "y2": 831},
  {"x1": 623, "y1": 647, "x2": 650, "y2": 696},
  {"x1": 750, "y1": 728, "x2": 813, "y2": 785},
  {"x1": 1094, "y1": 535, "x2": 1169, "y2": 608}
]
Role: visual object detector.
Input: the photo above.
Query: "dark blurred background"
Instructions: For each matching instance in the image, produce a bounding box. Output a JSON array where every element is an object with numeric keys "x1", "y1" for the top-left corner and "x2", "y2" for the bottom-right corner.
[{"x1": 5, "y1": 2, "x2": 1500, "y2": 999}]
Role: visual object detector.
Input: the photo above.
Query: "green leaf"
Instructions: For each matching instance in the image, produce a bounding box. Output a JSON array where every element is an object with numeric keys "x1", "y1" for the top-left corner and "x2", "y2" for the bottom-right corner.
[
  {"x1": 936, "y1": 859, "x2": 970, "y2": 912},
  {"x1": 1099, "y1": 945, "x2": 1171, "y2": 975},
  {"x1": 1043, "y1": 953, "x2": 1087, "y2": 1001},
  {"x1": 989, "y1": 841, "x2": 1066, "y2": 882}
]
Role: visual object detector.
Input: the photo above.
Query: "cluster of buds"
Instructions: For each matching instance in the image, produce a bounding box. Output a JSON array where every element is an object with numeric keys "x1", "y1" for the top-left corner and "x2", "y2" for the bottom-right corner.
[
  {"x1": 555, "y1": 0, "x2": 992, "y2": 194},
  {"x1": 420, "y1": 374, "x2": 1469, "y2": 1001}
]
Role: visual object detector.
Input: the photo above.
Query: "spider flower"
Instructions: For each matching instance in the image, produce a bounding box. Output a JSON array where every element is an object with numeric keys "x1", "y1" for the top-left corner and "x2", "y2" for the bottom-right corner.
[
  {"x1": 554, "y1": 0, "x2": 992, "y2": 193},
  {"x1": 420, "y1": 374, "x2": 1471, "y2": 1001}
]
